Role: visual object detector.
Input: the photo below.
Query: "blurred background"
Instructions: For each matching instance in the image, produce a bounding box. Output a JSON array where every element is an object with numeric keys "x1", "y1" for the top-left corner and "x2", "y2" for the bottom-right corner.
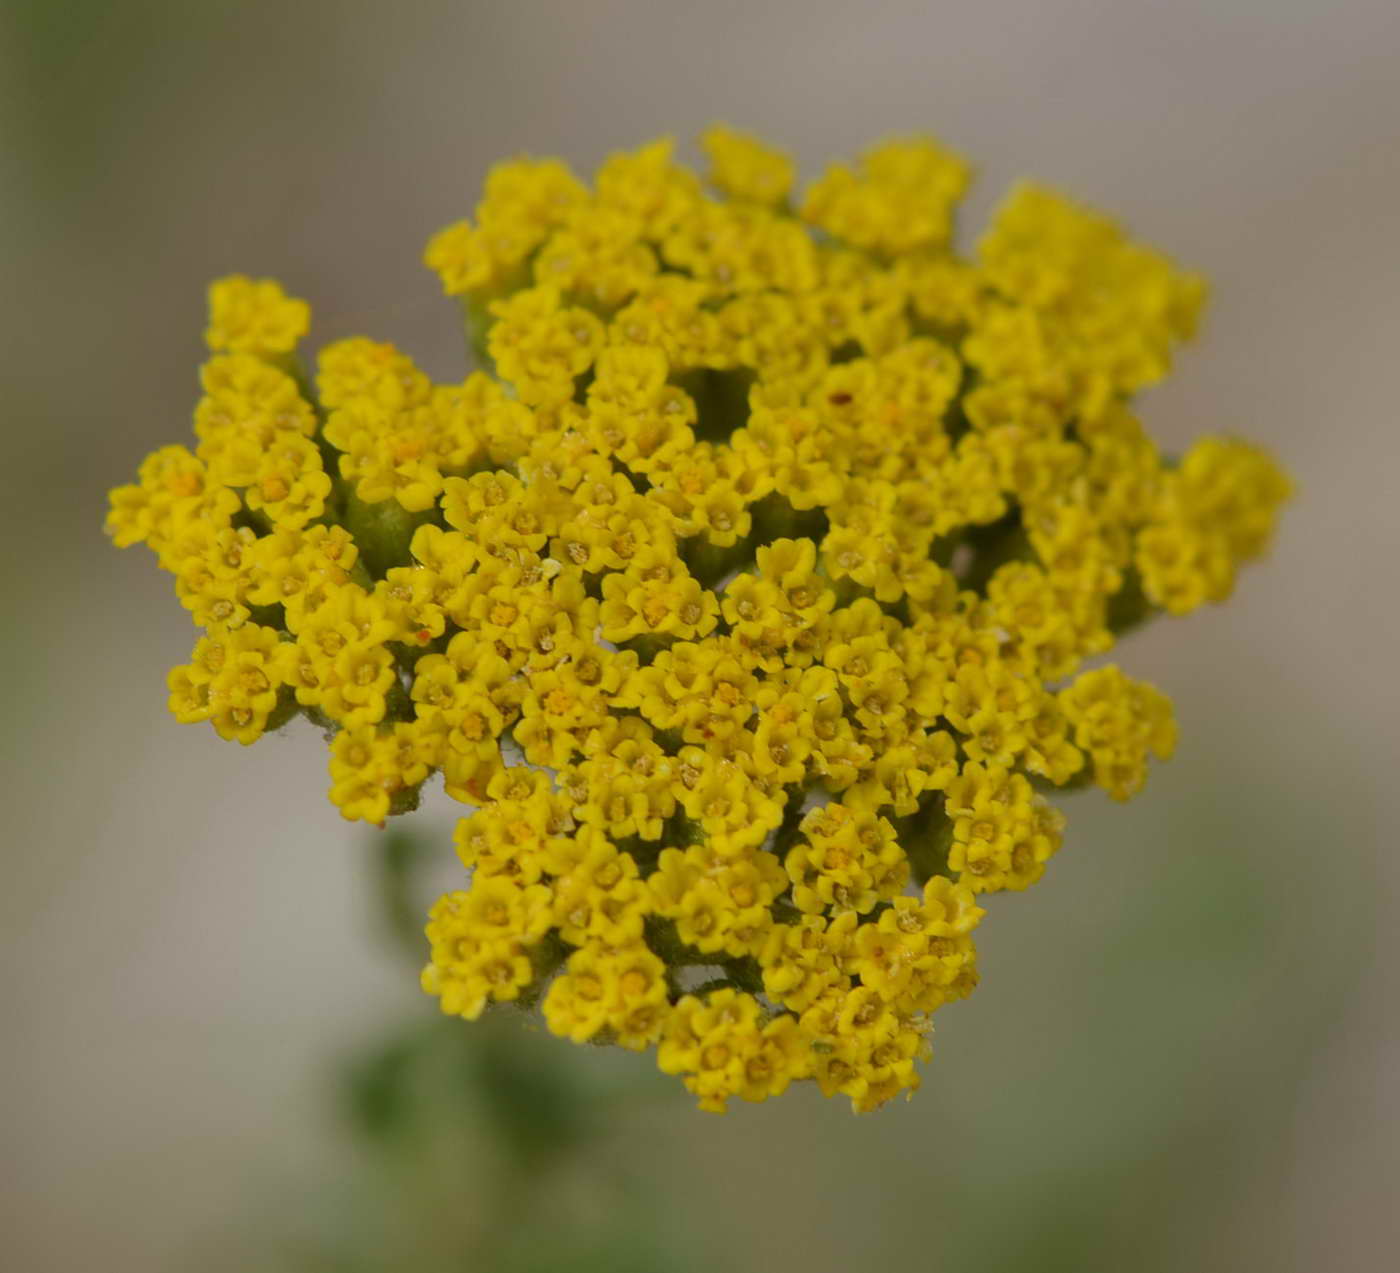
[{"x1": 4, "y1": 1, "x2": 1397, "y2": 1268}]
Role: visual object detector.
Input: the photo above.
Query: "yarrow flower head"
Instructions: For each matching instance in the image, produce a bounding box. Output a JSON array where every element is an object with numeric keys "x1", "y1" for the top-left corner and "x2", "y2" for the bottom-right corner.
[{"x1": 108, "y1": 126, "x2": 1291, "y2": 1113}]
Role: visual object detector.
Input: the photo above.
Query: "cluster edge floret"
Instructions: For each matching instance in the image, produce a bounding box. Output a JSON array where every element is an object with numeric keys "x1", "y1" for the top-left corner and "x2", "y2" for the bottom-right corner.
[{"x1": 106, "y1": 125, "x2": 1291, "y2": 1113}]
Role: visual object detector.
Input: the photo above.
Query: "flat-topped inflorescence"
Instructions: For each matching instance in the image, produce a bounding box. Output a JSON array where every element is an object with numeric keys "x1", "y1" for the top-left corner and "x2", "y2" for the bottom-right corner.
[{"x1": 107, "y1": 126, "x2": 1291, "y2": 1113}]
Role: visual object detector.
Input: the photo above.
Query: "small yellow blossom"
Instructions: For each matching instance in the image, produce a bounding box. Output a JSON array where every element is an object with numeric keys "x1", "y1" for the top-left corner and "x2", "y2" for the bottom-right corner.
[
  {"x1": 1059, "y1": 666, "x2": 1177, "y2": 800},
  {"x1": 802, "y1": 136, "x2": 972, "y2": 257},
  {"x1": 205, "y1": 275, "x2": 310, "y2": 357},
  {"x1": 701, "y1": 124, "x2": 796, "y2": 208}
]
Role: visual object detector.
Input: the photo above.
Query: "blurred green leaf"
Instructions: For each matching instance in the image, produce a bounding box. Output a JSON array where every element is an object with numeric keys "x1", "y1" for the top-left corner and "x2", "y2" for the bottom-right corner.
[
  {"x1": 374, "y1": 825, "x2": 436, "y2": 962},
  {"x1": 342, "y1": 1023, "x2": 433, "y2": 1145}
]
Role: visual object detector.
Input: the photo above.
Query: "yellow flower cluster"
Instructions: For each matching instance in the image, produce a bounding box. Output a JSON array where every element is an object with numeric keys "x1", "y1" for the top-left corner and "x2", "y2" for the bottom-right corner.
[{"x1": 107, "y1": 127, "x2": 1291, "y2": 1113}]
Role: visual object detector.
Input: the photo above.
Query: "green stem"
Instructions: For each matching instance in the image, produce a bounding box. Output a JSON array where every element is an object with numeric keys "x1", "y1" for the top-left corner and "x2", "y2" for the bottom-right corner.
[
  {"x1": 899, "y1": 798, "x2": 953, "y2": 886},
  {"x1": 1106, "y1": 566, "x2": 1160, "y2": 637},
  {"x1": 958, "y1": 515, "x2": 1030, "y2": 595},
  {"x1": 678, "y1": 367, "x2": 754, "y2": 442},
  {"x1": 342, "y1": 487, "x2": 420, "y2": 580}
]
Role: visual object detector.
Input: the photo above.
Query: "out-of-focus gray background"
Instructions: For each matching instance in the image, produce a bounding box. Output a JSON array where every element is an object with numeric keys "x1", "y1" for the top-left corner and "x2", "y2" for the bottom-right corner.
[{"x1": 4, "y1": 1, "x2": 1397, "y2": 1269}]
